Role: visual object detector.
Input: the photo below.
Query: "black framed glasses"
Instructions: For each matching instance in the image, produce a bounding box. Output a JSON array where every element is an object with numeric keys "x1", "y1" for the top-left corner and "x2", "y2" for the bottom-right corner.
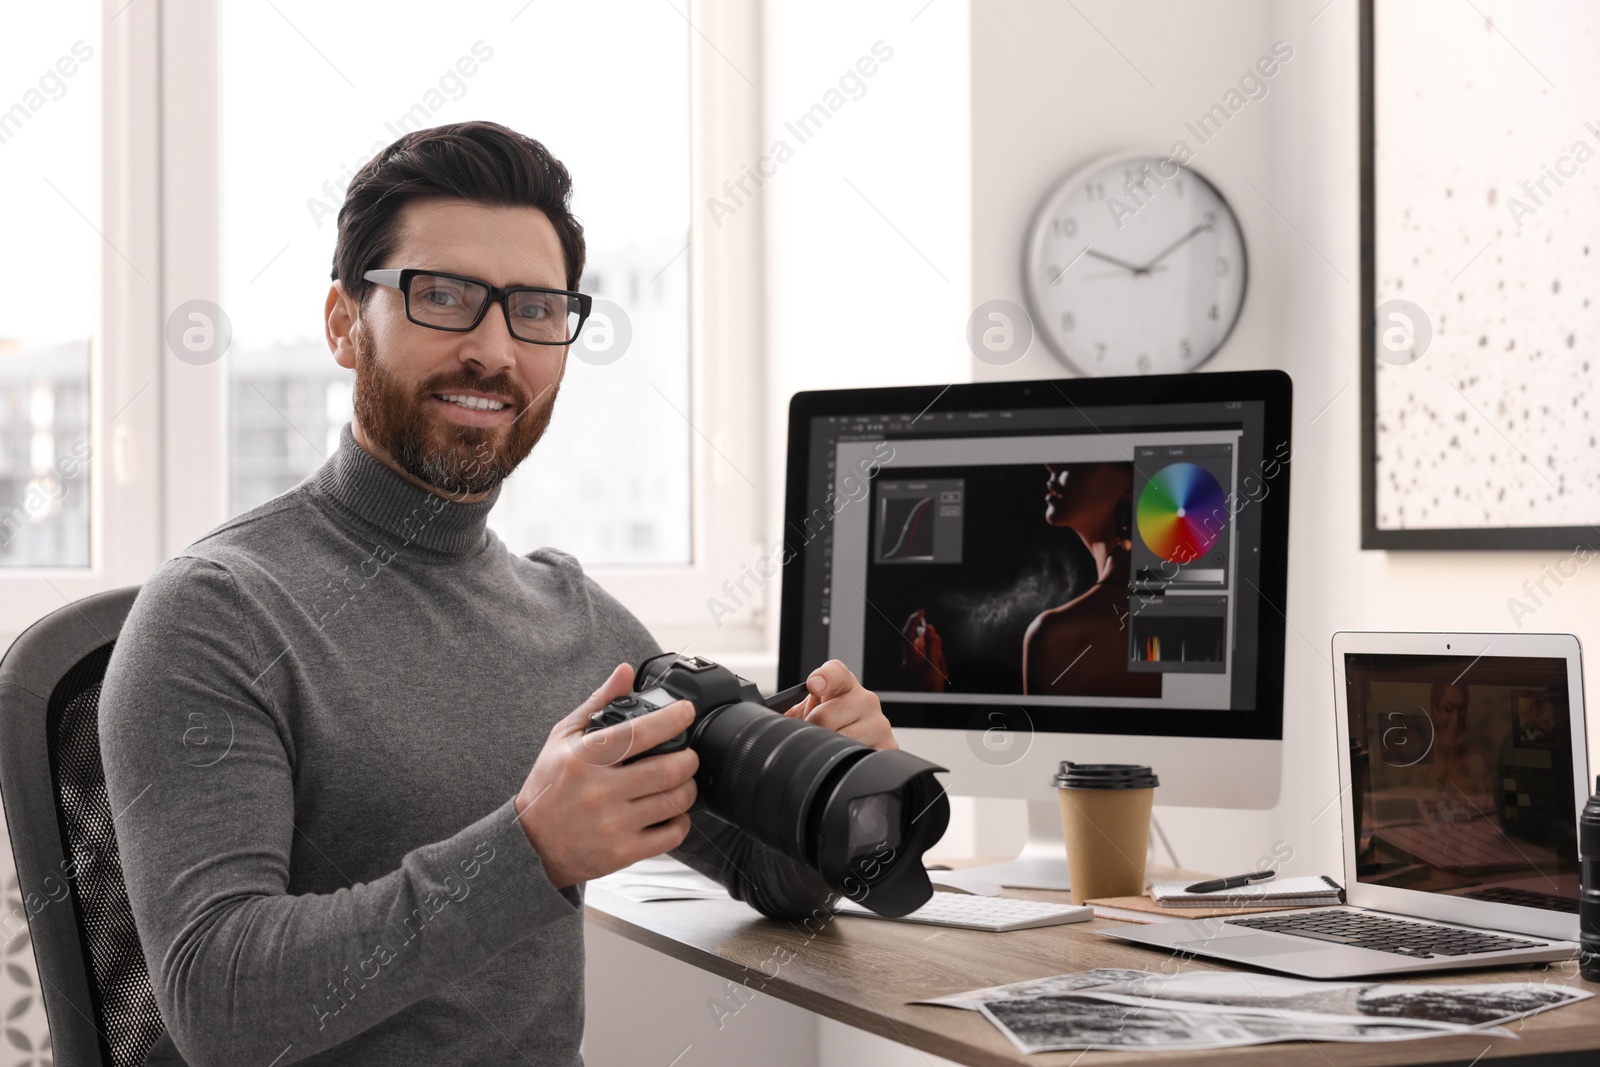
[{"x1": 362, "y1": 268, "x2": 592, "y2": 345}]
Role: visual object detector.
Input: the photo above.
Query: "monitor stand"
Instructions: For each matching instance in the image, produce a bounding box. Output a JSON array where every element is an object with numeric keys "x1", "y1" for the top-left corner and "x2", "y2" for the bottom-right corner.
[{"x1": 964, "y1": 799, "x2": 1072, "y2": 891}]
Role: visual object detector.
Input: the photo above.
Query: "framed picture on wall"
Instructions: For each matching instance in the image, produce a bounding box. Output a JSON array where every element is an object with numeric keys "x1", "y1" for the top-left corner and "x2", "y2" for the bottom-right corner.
[{"x1": 1360, "y1": 0, "x2": 1600, "y2": 550}]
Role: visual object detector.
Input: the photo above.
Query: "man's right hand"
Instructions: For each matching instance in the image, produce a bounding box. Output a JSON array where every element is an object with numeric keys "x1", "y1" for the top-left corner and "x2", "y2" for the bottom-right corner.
[{"x1": 515, "y1": 663, "x2": 699, "y2": 890}]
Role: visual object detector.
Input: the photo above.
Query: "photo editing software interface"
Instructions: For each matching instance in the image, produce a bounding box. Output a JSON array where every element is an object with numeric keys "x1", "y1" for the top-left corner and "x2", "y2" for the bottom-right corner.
[
  {"x1": 1343, "y1": 653, "x2": 1580, "y2": 910},
  {"x1": 793, "y1": 397, "x2": 1282, "y2": 721}
]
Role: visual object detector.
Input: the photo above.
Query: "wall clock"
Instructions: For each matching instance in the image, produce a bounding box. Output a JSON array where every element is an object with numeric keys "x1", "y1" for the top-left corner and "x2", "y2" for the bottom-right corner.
[{"x1": 1024, "y1": 154, "x2": 1248, "y2": 376}]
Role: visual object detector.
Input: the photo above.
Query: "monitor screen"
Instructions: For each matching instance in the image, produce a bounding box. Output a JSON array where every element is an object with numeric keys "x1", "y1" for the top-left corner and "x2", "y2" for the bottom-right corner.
[
  {"x1": 778, "y1": 372, "x2": 1292, "y2": 741},
  {"x1": 1342, "y1": 652, "x2": 1581, "y2": 912}
]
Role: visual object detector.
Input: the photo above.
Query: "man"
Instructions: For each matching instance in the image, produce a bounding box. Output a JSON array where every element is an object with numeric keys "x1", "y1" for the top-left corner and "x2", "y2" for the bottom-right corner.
[{"x1": 99, "y1": 120, "x2": 897, "y2": 1067}]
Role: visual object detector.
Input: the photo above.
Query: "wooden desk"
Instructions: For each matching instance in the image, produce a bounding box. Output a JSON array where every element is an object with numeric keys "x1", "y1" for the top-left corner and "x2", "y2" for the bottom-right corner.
[{"x1": 585, "y1": 875, "x2": 1600, "y2": 1067}]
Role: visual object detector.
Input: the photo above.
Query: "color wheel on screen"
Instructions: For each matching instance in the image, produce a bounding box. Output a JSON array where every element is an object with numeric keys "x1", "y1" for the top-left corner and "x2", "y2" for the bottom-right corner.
[{"x1": 1136, "y1": 462, "x2": 1227, "y2": 563}]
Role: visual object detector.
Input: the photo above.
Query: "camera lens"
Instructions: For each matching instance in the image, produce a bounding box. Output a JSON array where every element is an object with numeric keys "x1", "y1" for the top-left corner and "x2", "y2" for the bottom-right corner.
[
  {"x1": 687, "y1": 700, "x2": 948, "y2": 916},
  {"x1": 847, "y1": 793, "x2": 901, "y2": 860}
]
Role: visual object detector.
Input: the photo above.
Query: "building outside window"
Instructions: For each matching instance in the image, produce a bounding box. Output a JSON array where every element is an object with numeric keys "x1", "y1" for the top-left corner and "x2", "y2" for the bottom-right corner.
[{"x1": 0, "y1": 12, "x2": 98, "y2": 568}]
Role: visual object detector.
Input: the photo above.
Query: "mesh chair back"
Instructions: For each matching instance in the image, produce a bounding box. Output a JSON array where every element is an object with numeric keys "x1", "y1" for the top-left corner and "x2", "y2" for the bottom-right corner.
[
  {"x1": 49, "y1": 643, "x2": 166, "y2": 1066},
  {"x1": 0, "y1": 587, "x2": 165, "y2": 1067}
]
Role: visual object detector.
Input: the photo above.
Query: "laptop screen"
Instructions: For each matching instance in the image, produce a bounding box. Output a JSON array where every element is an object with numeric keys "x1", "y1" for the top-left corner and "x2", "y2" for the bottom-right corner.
[{"x1": 1342, "y1": 652, "x2": 1580, "y2": 913}]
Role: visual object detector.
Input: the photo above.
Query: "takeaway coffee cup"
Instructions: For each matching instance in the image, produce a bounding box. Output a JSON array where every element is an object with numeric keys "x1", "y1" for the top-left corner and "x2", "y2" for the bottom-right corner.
[{"x1": 1053, "y1": 761, "x2": 1159, "y2": 904}]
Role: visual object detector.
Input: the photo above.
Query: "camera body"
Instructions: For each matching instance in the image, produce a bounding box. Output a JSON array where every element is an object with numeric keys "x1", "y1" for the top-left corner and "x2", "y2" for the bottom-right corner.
[
  {"x1": 582, "y1": 652, "x2": 949, "y2": 917},
  {"x1": 585, "y1": 654, "x2": 756, "y2": 761}
]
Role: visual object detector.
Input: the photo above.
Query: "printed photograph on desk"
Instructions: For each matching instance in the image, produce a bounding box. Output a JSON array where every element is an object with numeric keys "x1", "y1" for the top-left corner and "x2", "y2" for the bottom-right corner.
[
  {"x1": 1038, "y1": 972, "x2": 1590, "y2": 1029},
  {"x1": 861, "y1": 447, "x2": 1236, "y2": 701},
  {"x1": 916, "y1": 968, "x2": 1156, "y2": 1010},
  {"x1": 1344, "y1": 653, "x2": 1581, "y2": 909},
  {"x1": 917, "y1": 969, "x2": 1590, "y2": 1053},
  {"x1": 976, "y1": 996, "x2": 1474, "y2": 1055}
]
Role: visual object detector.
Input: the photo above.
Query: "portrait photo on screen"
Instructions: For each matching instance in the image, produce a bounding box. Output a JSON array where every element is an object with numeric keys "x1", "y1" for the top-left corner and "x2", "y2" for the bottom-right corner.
[{"x1": 861, "y1": 461, "x2": 1163, "y2": 700}]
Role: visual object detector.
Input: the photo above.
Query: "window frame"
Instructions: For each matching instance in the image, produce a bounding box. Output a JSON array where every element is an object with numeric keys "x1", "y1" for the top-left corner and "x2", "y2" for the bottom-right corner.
[
  {"x1": 597, "y1": 0, "x2": 770, "y2": 653},
  {"x1": 0, "y1": 0, "x2": 167, "y2": 651}
]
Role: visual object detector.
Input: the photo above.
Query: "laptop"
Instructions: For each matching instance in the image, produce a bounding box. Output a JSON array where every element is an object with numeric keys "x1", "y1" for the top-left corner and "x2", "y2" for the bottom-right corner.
[{"x1": 1103, "y1": 631, "x2": 1588, "y2": 978}]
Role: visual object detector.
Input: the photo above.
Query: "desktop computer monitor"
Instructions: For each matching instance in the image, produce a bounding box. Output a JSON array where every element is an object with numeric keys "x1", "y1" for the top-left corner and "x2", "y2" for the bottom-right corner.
[{"x1": 777, "y1": 370, "x2": 1292, "y2": 888}]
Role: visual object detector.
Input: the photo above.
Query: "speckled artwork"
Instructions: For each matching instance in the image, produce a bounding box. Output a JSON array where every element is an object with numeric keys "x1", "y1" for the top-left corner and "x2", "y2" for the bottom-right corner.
[{"x1": 1373, "y1": 0, "x2": 1600, "y2": 534}]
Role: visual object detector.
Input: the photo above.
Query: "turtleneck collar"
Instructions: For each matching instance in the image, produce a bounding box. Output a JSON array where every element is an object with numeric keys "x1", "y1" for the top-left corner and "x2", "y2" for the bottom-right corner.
[{"x1": 309, "y1": 423, "x2": 500, "y2": 558}]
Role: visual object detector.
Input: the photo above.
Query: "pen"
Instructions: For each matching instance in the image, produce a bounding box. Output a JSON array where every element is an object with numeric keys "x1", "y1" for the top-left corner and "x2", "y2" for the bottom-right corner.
[{"x1": 1183, "y1": 870, "x2": 1276, "y2": 894}]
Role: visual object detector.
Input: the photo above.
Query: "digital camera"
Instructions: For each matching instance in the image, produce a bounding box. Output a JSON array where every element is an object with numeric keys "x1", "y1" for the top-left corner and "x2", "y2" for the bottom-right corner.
[{"x1": 584, "y1": 652, "x2": 948, "y2": 916}]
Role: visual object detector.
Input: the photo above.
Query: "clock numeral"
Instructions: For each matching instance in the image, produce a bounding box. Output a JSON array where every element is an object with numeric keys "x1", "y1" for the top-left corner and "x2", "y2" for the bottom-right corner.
[
  {"x1": 1083, "y1": 182, "x2": 1106, "y2": 201},
  {"x1": 1215, "y1": 256, "x2": 1229, "y2": 276},
  {"x1": 1174, "y1": 179, "x2": 1184, "y2": 197},
  {"x1": 1095, "y1": 343, "x2": 1107, "y2": 364},
  {"x1": 1207, "y1": 303, "x2": 1219, "y2": 321},
  {"x1": 1179, "y1": 338, "x2": 1193, "y2": 360},
  {"x1": 1136, "y1": 353, "x2": 1151, "y2": 374},
  {"x1": 1060, "y1": 311, "x2": 1075, "y2": 331},
  {"x1": 1203, "y1": 209, "x2": 1217, "y2": 226},
  {"x1": 1052, "y1": 216, "x2": 1078, "y2": 238}
]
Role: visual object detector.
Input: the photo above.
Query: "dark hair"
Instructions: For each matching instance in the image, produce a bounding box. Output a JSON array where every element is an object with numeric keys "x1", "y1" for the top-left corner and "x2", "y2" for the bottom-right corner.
[{"x1": 331, "y1": 120, "x2": 585, "y2": 303}]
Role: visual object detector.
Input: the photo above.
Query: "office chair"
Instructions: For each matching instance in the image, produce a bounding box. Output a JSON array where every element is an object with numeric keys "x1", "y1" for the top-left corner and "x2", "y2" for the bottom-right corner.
[{"x1": 0, "y1": 586, "x2": 166, "y2": 1067}]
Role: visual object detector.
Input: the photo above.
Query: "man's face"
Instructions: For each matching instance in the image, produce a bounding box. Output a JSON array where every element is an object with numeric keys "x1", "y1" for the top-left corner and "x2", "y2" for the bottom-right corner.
[{"x1": 336, "y1": 196, "x2": 570, "y2": 496}]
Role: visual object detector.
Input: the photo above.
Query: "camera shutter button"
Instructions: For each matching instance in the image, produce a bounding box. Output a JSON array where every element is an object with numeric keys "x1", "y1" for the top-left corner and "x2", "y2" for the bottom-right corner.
[{"x1": 612, "y1": 696, "x2": 640, "y2": 709}]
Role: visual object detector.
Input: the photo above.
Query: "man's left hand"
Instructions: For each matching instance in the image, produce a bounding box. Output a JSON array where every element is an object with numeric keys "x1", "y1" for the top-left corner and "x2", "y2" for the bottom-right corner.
[{"x1": 782, "y1": 660, "x2": 898, "y2": 751}]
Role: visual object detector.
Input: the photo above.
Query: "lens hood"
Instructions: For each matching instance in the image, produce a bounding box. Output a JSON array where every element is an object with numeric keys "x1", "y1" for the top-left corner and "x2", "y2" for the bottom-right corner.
[{"x1": 816, "y1": 749, "x2": 949, "y2": 917}]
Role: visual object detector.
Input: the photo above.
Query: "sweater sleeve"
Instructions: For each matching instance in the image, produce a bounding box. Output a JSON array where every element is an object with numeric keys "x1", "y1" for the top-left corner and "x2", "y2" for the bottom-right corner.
[{"x1": 98, "y1": 556, "x2": 574, "y2": 1067}]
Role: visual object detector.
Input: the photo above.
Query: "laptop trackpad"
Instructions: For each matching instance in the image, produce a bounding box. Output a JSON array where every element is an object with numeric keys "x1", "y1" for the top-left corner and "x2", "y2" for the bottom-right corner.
[{"x1": 1173, "y1": 935, "x2": 1309, "y2": 959}]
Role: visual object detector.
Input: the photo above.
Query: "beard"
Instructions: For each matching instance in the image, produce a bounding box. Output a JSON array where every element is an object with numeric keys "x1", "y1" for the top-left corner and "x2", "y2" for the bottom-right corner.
[{"x1": 350, "y1": 325, "x2": 559, "y2": 497}]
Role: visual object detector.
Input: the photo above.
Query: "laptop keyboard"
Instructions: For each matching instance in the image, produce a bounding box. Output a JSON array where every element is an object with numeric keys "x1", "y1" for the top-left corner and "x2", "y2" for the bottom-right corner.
[{"x1": 1228, "y1": 911, "x2": 1546, "y2": 958}]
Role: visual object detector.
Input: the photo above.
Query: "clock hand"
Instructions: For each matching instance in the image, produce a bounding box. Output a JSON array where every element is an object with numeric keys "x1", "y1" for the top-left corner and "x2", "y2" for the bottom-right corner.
[
  {"x1": 1083, "y1": 248, "x2": 1149, "y2": 274},
  {"x1": 1082, "y1": 266, "x2": 1170, "y2": 280},
  {"x1": 1139, "y1": 221, "x2": 1213, "y2": 271}
]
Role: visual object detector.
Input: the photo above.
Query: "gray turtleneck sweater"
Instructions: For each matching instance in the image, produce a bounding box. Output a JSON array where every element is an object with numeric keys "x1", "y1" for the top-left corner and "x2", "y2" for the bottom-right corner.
[{"x1": 99, "y1": 424, "x2": 833, "y2": 1067}]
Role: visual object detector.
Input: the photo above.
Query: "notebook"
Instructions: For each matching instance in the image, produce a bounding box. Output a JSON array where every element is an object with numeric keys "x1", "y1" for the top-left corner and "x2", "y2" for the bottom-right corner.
[
  {"x1": 1086, "y1": 895, "x2": 1330, "y2": 924},
  {"x1": 1148, "y1": 875, "x2": 1344, "y2": 908}
]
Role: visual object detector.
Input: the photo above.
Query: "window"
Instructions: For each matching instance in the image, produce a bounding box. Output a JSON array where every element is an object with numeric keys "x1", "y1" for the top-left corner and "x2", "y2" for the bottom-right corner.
[
  {"x1": 0, "y1": 1, "x2": 765, "y2": 653},
  {"x1": 0, "y1": 9, "x2": 99, "y2": 567},
  {"x1": 219, "y1": 2, "x2": 691, "y2": 565}
]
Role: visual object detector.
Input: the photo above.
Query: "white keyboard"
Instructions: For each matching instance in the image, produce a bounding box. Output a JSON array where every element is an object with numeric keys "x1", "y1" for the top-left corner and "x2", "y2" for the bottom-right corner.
[{"x1": 831, "y1": 891, "x2": 1092, "y2": 932}]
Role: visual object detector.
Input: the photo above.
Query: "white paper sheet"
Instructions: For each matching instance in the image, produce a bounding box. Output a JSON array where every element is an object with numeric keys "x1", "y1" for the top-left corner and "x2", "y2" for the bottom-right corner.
[{"x1": 589, "y1": 856, "x2": 730, "y2": 902}]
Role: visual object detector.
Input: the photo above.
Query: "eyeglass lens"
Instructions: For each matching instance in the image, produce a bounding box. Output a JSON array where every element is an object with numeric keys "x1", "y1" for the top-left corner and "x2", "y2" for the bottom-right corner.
[{"x1": 406, "y1": 273, "x2": 581, "y2": 343}]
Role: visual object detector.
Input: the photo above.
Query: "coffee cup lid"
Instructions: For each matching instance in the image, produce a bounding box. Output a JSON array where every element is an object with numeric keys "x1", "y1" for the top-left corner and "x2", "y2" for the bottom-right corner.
[{"x1": 1052, "y1": 761, "x2": 1159, "y2": 790}]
